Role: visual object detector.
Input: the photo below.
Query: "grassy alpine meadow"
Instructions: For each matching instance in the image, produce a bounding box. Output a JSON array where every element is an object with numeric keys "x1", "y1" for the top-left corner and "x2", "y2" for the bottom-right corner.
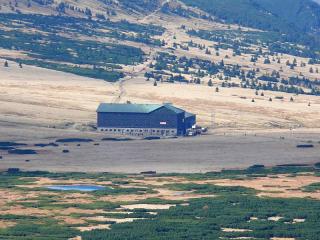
[{"x1": 0, "y1": 165, "x2": 320, "y2": 239}]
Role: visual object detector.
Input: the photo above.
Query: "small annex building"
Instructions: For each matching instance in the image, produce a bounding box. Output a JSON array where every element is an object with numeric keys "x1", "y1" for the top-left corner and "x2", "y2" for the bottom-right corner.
[{"x1": 97, "y1": 103, "x2": 196, "y2": 136}]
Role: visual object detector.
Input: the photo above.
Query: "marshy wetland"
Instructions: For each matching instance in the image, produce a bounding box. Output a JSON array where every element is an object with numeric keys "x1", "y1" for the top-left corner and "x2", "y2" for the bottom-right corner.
[{"x1": 1, "y1": 165, "x2": 320, "y2": 239}]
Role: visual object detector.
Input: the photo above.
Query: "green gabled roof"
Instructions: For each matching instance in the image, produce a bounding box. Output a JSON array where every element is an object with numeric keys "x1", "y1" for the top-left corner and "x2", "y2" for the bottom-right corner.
[
  {"x1": 97, "y1": 103, "x2": 162, "y2": 113},
  {"x1": 163, "y1": 104, "x2": 185, "y2": 114},
  {"x1": 185, "y1": 112, "x2": 196, "y2": 118},
  {"x1": 97, "y1": 103, "x2": 189, "y2": 114},
  {"x1": 97, "y1": 103, "x2": 187, "y2": 114}
]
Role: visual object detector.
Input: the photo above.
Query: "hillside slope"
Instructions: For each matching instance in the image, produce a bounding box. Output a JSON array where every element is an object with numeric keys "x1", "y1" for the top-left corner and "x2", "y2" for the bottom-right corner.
[
  {"x1": 0, "y1": 0, "x2": 320, "y2": 134},
  {"x1": 0, "y1": 0, "x2": 163, "y2": 18},
  {"x1": 181, "y1": 0, "x2": 320, "y2": 36}
]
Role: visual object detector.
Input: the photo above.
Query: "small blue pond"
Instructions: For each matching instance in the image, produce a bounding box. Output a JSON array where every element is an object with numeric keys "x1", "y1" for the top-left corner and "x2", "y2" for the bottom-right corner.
[{"x1": 46, "y1": 185, "x2": 106, "y2": 192}]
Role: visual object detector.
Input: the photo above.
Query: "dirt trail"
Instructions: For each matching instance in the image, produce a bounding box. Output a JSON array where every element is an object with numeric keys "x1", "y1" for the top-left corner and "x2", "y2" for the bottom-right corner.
[
  {"x1": 111, "y1": 0, "x2": 174, "y2": 103},
  {"x1": 112, "y1": 53, "x2": 154, "y2": 103},
  {"x1": 139, "y1": 0, "x2": 172, "y2": 24}
]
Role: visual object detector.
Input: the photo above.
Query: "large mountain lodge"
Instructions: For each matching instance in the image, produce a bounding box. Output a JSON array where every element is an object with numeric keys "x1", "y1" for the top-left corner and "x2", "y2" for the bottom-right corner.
[{"x1": 97, "y1": 103, "x2": 196, "y2": 137}]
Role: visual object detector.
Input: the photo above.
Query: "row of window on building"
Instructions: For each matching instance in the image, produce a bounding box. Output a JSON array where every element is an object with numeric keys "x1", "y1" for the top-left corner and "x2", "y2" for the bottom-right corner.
[{"x1": 99, "y1": 128, "x2": 176, "y2": 135}]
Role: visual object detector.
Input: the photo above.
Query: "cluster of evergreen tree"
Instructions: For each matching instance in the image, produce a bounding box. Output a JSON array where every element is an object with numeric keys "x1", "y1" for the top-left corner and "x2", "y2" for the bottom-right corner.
[
  {"x1": 188, "y1": 29, "x2": 320, "y2": 59},
  {"x1": 182, "y1": 0, "x2": 320, "y2": 58},
  {"x1": 150, "y1": 52, "x2": 320, "y2": 95}
]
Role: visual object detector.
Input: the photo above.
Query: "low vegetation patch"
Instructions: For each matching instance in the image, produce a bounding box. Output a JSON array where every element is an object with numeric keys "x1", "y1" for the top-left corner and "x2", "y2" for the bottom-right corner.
[
  {"x1": 7, "y1": 149, "x2": 37, "y2": 155},
  {"x1": 0, "y1": 167, "x2": 320, "y2": 239},
  {"x1": 56, "y1": 138, "x2": 94, "y2": 143}
]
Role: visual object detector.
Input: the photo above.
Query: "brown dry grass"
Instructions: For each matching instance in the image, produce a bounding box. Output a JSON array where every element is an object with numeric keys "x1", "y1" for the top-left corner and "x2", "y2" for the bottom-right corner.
[
  {"x1": 57, "y1": 208, "x2": 105, "y2": 215},
  {"x1": 124, "y1": 81, "x2": 320, "y2": 128},
  {"x1": 0, "y1": 189, "x2": 44, "y2": 207},
  {"x1": 0, "y1": 205, "x2": 51, "y2": 216},
  {"x1": 98, "y1": 187, "x2": 214, "y2": 202},
  {"x1": 112, "y1": 174, "x2": 320, "y2": 200},
  {"x1": 205, "y1": 174, "x2": 320, "y2": 199},
  {"x1": 55, "y1": 216, "x2": 87, "y2": 225},
  {"x1": 0, "y1": 220, "x2": 16, "y2": 229}
]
